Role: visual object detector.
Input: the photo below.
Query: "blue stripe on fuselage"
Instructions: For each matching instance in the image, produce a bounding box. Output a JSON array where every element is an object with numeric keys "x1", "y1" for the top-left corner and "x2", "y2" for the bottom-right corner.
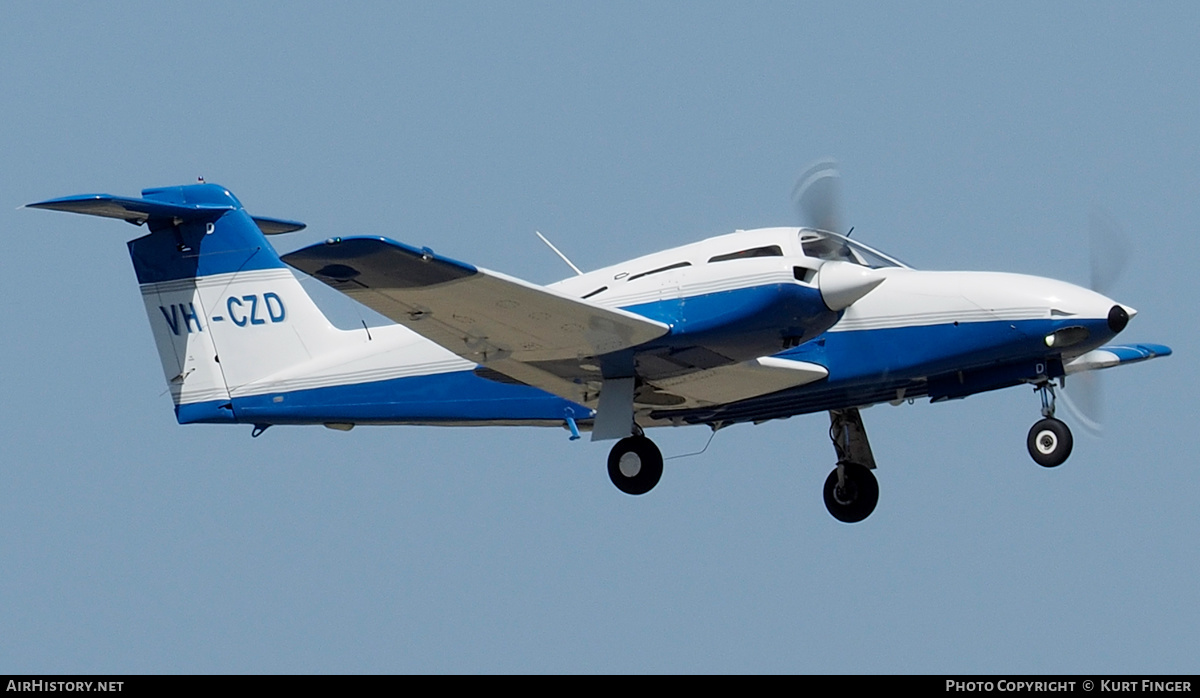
[
  {"x1": 654, "y1": 315, "x2": 1121, "y2": 424},
  {"x1": 781, "y1": 317, "x2": 1091, "y2": 383},
  {"x1": 176, "y1": 370, "x2": 587, "y2": 425},
  {"x1": 175, "y1": 312, "x2": 1122, "y2": 427}
]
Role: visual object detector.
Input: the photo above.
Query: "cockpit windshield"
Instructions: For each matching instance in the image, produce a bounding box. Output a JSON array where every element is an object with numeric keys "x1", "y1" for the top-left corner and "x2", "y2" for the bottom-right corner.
[{"x1": 799, "y1": 229, "x2": 908, "y2": 269}]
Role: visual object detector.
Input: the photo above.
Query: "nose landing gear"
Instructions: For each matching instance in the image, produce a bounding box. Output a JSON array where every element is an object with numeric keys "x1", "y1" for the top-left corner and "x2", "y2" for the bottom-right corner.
[{"x1": 1027, "y1": 381, "x2": 1073, "y2": 467}]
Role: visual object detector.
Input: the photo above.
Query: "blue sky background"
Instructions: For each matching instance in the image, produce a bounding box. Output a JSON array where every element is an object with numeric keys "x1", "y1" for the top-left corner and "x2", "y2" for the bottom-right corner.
[{"x1": 1, "y1": 2, "x2": 1196, "y2": 673}]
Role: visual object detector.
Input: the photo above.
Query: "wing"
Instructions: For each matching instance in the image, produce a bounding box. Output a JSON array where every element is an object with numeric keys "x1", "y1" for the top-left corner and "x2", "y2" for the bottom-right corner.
[
  {"x1": 283, "y1": 237, "x2": 670, "y2": 404},
  {"x1": 1063, "y1": 343, "x2": 1172, "y2": 374}
]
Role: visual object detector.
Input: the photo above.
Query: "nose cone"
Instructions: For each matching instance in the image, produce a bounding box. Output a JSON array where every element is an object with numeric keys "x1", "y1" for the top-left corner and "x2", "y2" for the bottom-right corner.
[
  {"x1": 1108, "y1": 304, "x2": 1136, "y2": 333},
  {"x1": 818, "y1": 261, "x2": 886, "y2": 311}
]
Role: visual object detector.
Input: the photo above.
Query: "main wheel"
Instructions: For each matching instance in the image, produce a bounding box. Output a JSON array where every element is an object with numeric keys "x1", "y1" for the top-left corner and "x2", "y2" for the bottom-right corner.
[
  {"x1": 607, "y1": 436, "x2": 663, "y2": 495},
  {"x1": 823, "y1": 462, "x2": 879, "y2": 523},
  {"x1": 1027, "y1": 418, "x2": 1073, "y2": 467}
]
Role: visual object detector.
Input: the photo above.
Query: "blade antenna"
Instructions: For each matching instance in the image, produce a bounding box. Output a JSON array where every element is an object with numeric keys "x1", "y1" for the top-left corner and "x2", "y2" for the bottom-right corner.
[{"x1": 535, "y1": 230, "x2": 583, "y2": 276}]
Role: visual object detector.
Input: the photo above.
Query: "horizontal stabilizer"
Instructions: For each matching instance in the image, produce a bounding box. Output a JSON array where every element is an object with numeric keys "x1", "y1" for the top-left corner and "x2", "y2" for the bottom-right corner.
[
  {"x1": 27, "y1": 193, "x2": 231, "y2": 223},
  {"x1": 27, "y1": 194, "x2": 305, "y2": 235},
  {"x1": 1063, "y1": 343, "x2": 1172, "y2": 374},
  {"x1": 250, "y1": 216, "x2": 307, "y2": 235}
]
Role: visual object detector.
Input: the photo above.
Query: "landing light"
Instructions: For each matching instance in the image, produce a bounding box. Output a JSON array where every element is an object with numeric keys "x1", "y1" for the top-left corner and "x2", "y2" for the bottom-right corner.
[{"x1": 1044, "y1": 326, "x2": 1089, "y2": 349}]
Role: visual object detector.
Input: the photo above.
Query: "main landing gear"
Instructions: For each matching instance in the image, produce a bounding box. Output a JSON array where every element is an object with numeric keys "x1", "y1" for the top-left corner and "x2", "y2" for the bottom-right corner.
[
  {"x1": 824, "y1": 408, "x2": 879, "y2": 523},
  {"x1": 600, "y1": 381, "x2": 1076, "y2": 511},
  {"x1": 607, "y1": 433, "x2": 664, "y2": 495},
  {"x1": 602, "y1": 413, "x2": 881, "y2": 522},
  {"x1": 1026, "y1": 381, "x2": 1073, "y2": 468}
]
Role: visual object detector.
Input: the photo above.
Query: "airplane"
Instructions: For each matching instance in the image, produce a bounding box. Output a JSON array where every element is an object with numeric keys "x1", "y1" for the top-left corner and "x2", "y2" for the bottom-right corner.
[{"x1": 27, "y1": 174, "x2": 1171, "y2": 523}]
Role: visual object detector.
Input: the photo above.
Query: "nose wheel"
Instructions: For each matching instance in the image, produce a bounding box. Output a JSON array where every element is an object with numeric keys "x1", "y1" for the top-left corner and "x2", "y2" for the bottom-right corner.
[
  {"x1": 607, "y1": 435, "x2": 664, "y2": 495},
  {"x1": 1026, "y1": 381, "x2": 1073, "y2": 467},
  {"x1": 1027, "y1": 418, "x2": 1073, "y2": 467}
]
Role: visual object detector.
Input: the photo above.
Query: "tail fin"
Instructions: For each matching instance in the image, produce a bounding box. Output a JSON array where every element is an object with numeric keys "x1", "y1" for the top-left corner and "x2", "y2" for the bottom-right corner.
[{"x1": 30, "y1": 183, "x2": 349, "y2": 423}]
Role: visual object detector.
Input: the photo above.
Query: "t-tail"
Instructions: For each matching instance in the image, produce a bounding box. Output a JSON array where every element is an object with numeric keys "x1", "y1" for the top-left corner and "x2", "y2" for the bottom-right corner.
[{"x1": 28, "y1": 183, "x2": 355, "y2": 424}]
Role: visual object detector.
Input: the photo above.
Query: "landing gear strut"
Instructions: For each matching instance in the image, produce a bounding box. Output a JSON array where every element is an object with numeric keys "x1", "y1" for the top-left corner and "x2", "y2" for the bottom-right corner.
[
  {"x1": 1027, "y1": 381, "x2": 1073, "y2": 468},
  {"x1": 824, "y1": 408, "x2": 879, "y2": 523},
  {"x1": 607, "y1": 434, "x2": 663, "y2": 495}
]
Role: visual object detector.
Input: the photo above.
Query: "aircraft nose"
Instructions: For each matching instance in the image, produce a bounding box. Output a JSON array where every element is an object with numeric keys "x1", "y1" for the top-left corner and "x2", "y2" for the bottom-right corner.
[{"x1": 1108, "y1": 304, "x2": 1136, "y2": 333}]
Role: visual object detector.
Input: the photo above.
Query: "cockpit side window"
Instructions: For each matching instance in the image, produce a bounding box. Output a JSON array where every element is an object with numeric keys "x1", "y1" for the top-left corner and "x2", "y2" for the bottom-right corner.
[
  {"x1": 707, "y1": 245, "x2": 783, "y2": 263},
  {"x1": 799, "y1": 231, "x2": 905, "y2": 269}
]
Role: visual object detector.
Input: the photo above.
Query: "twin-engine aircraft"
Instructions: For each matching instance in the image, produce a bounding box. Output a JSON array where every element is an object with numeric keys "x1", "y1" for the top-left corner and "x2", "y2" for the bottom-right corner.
[{"x1": 29, "y1": 175, "x2": 1170, "y2": 522}]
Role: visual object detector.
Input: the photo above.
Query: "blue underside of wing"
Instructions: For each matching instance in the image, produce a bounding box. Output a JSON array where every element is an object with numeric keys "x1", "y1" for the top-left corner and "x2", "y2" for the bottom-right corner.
[{"x1": 1100, "y1": 343, "x2": 1172, "y2": 363}]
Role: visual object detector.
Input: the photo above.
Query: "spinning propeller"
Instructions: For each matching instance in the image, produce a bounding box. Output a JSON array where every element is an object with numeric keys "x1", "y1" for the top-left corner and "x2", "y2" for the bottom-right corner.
[
  {"x1": 1060, "y1": 208, "x2": 1132, "y2": 435},
  {"x1": 792, "y1": 158, "x2": 846, "y2": 234}
]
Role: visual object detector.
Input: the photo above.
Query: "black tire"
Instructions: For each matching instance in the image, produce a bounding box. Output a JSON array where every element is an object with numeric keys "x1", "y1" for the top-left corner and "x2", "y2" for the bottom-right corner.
[
  {"x1": 823, "y1": 462, "x2": 879, "y2": 523},
  {"x1": 1027, "y1": 418, "x2": 1073, "y2": 468},
  {"x1": 607, "y1": 436, "x2": 664, "y2": 495}
]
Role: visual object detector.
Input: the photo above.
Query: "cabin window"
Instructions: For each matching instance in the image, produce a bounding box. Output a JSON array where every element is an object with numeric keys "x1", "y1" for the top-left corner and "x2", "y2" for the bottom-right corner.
[
  {"x1": 581, "y1": 286, "x2": 608, "y2": 299},
  {"x1": 627, "y1": 261, "x2": 691, "y2": 282},
  {"x1": 708, "y1": 245, "x2": 783, "y2": 263}
]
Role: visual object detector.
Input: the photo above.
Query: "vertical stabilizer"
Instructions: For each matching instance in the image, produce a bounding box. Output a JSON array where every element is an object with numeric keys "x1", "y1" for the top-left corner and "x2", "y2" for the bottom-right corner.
[{"x1": 31, "y1": 183, "x2": 351, "y2": 423}]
